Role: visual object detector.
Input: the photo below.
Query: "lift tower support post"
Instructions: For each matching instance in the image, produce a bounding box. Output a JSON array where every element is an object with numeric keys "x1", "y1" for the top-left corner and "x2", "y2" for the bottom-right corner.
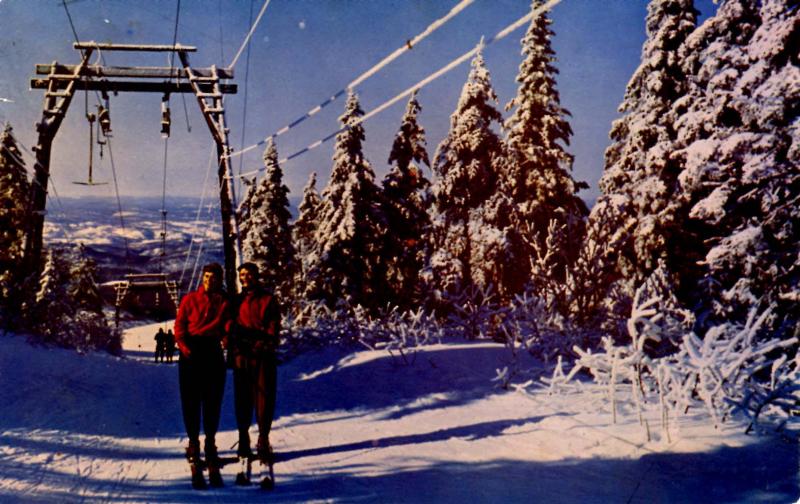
[{"x1": 28, "y1": 42, "x2": 241, "y2": 292}]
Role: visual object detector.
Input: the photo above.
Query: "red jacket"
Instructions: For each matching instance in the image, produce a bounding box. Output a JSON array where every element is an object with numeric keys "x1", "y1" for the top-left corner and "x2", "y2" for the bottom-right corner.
[
  {"x1": 231, "y1": 289, "x2": 280, "y2": 352},
  {"x1": 174, "y1": 286, "x2": 230, "y2": 345}
]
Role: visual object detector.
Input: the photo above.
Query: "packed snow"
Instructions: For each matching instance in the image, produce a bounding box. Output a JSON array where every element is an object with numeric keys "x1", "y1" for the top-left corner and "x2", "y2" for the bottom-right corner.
[{"x1": 0, "y1": 323, "x2": 797, "y2": 503}]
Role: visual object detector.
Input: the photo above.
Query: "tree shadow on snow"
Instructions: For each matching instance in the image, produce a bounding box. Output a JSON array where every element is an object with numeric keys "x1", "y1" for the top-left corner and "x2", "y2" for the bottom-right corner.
[
  {"x1": 277, "y1": 342, "x2": 523, "y2": 423},
  {"x1": 277, "y1": 415, "x2": 558, "y2": 463},
  {"x1": 2, "y1": 431, "x2": 793, "y2": 504},
  {"x1": 262, "y1": 435, "x2": 799, "y2": 504}
]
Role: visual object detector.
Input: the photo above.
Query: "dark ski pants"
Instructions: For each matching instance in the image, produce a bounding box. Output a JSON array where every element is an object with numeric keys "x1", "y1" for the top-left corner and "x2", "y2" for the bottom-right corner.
[
  {"x1": 233, "y1": 352, "x2": 277, "y2": 455},
  {"x1": 178, "y1": 339, "x2": 226, "y2": 446}
]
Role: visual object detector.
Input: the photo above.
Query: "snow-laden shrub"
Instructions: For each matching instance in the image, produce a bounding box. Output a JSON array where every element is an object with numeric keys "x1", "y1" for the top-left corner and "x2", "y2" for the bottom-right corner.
[
  {"x1": 282, "y1": 299, "x2": 443, "y2": 362},
  {"x1": 444, "y1": 283, "x2": 506, "y2": 341},
  {"x1": 550, "y1": 278, "x2": 799, "y2": 436}
]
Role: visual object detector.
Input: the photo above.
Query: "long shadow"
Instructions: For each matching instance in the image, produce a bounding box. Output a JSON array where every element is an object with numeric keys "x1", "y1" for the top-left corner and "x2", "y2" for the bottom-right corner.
[
  {"x1": 277, "y1": 415, "x2": 555, "y2": 463},
  {"x1": 0, "y1": 434, "x2": 177, "y2": 461},
  {"x1": 1, "y1": 337, "x2": 516, "y2": 439},
  {"x1": 0, "y1": 432, "x2": 795, "y2": 503},
  {"x1": 276, "y1": 343, "x2": 521, "y2": 421}
]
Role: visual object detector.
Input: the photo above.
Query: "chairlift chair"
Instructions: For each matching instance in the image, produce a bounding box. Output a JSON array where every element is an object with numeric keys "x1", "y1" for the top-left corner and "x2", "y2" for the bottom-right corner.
[
  {"x1": 73, "y1": 110, "x2": 108, "y2": 186},
  {"x1": 113, "y1": 273, "x2": 181, "y2": 326}
]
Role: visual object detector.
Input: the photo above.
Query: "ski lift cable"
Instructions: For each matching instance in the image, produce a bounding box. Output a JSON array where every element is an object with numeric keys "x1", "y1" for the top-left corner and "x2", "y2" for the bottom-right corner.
[
  {"x1": 103, "y1": 137, "x2": 132, "y2": 265},
  {"x1": 178, "y1": 145, "x2": 216, "y2": 287},
  {"x1": 229, "y1": 0, "x2": 477, "y2": 159},
  {"x1": 232, "y1": 0, "x2": 562, "y2": 178},
  {"x1": 159, "y1": 0, "x2": 182, "y2": 275},
  {"x1": 236, "y1": 0, "x2": 255, "y2": 199},
  {"x1": 227, "y1": 0, "x2": 273, "y2": 70},
  {"x1": 165, "y1": 0, "x2": 192, "y2": 133},
  {"x1": 186, "y1": 153, "x2": 229, "y2": 291},
  {"x1": 61, "y1": 0, "x2": 133, "y2": 267},
  {"x1": 160, "y1": 138, "x2": 169, "y2": 273},
  {"x1": 189, "y1": 202, "x2": 218, "y2": 291}
]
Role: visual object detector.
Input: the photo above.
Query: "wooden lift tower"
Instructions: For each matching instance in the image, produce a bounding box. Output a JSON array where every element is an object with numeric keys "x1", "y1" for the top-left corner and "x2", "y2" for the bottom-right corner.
[{"x1": 27, "y1": 42, "x2": 242, "y2": 292}]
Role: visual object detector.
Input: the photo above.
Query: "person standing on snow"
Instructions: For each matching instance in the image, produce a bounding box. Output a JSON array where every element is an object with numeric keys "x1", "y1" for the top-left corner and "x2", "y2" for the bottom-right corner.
[
  {"x1": 229, "y1": 262, "x2": 281, "y2": 488},
  {"x1": 174, "y1": 262, "x2": 230, "y2": 489},
  {"x1": 154, "y1": 328, "x2": 166, "y2": 362},
  {"x1": 165, "y1": 329, "x2": 176, "y2": 363}
]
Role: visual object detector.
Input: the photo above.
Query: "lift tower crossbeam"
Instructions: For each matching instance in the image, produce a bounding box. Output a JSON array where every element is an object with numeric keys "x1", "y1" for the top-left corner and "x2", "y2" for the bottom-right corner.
[{"x1": 26, "y1": 42, "x2": 242, "y2": 293}]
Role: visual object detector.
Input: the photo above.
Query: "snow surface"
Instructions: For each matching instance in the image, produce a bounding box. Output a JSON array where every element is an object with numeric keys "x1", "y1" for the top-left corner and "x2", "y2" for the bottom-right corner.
[{"x1": 0, "y1": 324, "x2": 797, "y2": 503}]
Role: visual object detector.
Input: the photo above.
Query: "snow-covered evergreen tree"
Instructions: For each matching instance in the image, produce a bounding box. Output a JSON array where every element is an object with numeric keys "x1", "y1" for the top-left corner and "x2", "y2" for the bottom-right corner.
[
  {"x1": 0, "y1": 123, "x2": 30, "y2": 323},
  {"x1": 236, "y1": 175, "x2": 258, "y2": 247},
  {"x1": 309, "y1": 90, "x2": 386, "y2": 310},
  {"x1": 68, "y1": 245, "x2": 118, "y2": 353},
  {"x1": 241, "y1": 140, "x2": 295, "y2": 299},
  {"x1": 27, "y1": 246, "x2": 116, "y2": 353},
  {"x1": 503, "y1": 0, "x2": 589, "y2": 298},
  {"x1": 580, "y1": 0, "x2": 699, "y2": 329},
  {"x1": 30, "y1": 248, "x2": 72, "y2": 342},
  {"x1": 668, "y1": 0, "x2": 799, "y2": 334},
  {"x1": 292, "y1": 171, "x2": 321, "y2": 302},
  {"x1": 68, "y1": 244, "x2": 105, "y2": 314},
  {"x1": 382, "y1": 91, "x2": 431, "y2": 308},
  {"x1": 426, "y1": 43, "x2": 505, "y2": 303}
]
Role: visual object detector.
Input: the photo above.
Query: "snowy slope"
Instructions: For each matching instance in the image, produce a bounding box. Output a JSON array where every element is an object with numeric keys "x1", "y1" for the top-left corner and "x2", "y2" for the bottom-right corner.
[{"x1": 0, "y1": 324, "x2": 797, "y2": 503}]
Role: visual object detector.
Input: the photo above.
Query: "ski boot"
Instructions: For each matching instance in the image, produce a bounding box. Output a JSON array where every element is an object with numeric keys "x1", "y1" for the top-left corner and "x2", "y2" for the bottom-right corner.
[
  {"x1": 256, "y1": 437, "x2": 275, "y2": 490},
  {"x1": 185, "y1": 441, "x2": 207, "y2": 490},
  {"x1": 235, "y1": 439, "x2": 253, "y2": 486},
  {"x1": 205, "y1": 441, "x2": 224, "y2": 488}
]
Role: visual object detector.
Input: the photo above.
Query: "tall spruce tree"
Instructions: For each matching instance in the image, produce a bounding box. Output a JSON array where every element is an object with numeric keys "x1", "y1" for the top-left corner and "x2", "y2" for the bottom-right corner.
[
  {"x1": 241, "y1": 140, "x2": 295, "y2": 299},
  {"x1": 383, "y1": 91, "x2": 431, "y2": 308},
  {"x1": 0, "y1": 123, "x2": 30, "y2": 323},
  {"x1": 426, "y1": 43, "x2": 505, "y2": 301},
  {"x1": 292, "y1": 171, "x2": 321, "y2": 302},
  {"x1": 310, "y1": 90, "x2": 386, "y2": 310},
  {"x1": 581, "y1": 0, "x2": 698, "y2": 328},
  {"x1": 669, "y1": 0, "x2": 799, "y2": 333},
  {"x1": 503, "y1": 0, "x2": 589, "y2": 299}
]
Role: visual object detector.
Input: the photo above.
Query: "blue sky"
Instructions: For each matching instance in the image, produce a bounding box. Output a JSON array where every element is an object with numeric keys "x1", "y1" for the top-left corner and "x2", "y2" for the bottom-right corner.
[{"x1": 0, "y1": 0, "x2": 717, "y2": 203}]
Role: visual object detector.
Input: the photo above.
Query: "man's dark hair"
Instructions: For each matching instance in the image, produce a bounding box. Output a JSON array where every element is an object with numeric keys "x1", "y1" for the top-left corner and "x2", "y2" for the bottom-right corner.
[
  {"x1": 237, "y1": 262, "x2": 260, "y2": 277},
  {"x1": 202, "y1": 262, "x2": 224, "y2": 277}
]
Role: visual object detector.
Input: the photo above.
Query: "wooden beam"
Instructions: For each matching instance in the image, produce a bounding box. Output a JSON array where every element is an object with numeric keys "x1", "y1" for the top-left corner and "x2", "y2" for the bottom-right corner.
[
  {"x1": 36, "y1": 64, "x2": 234, "y2": 80},
  {"x1": 31, "y1": 78, "x2": 237, "y2": 94},
  {"x1": 74, "y1": 41, "x2": 197, "y2": 52}
]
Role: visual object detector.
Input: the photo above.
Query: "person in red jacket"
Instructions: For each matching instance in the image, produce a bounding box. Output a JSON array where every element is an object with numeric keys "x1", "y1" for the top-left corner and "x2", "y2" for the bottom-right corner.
[
  {"x1": 230, "y1": 262, "x2": 281, "y2": 487},
  {"x1": 174, "y1": 262, "x2": 230, "y2": 489}
]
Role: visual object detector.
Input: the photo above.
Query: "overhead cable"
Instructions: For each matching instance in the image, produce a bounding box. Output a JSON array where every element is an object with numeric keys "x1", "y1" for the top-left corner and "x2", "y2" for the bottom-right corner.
[
  {"x1": 228, "y1": 0, "x2": 273, "y2": 69},
  {"x1": 232, "y1": 0, "x2": 563, "y2": 177},
  {"x1": 232, "y1": 0, "x2": 477, "y2": 158}
]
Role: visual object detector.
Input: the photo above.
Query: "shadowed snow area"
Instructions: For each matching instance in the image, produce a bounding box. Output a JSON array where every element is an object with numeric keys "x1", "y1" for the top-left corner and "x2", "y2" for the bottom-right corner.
[{"x1": 0, "y1": 323, "x2": 797, "y2": 503}]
